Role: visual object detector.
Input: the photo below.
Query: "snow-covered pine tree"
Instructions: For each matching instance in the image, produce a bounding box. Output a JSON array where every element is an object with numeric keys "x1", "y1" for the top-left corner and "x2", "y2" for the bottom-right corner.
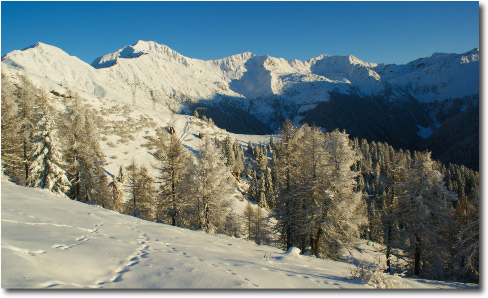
[
  {"x1": 318, "y1": 129, "x2": 367, "y2": 258},
  {"x1": 394, "y1": 151, "x2": 456, "y2": 278},
  {"x1": 247, "y1": 140, "x2": 253, "y2": 155},
  {"x1": 257, "y1": 174, "x2": 268, "y2": 209},
  {"x1": 247, "y1": 170, "x2": 258, "y2": 203},
  {"x1": 27, "y1": 105, "x2": 70, "y2": 197},
  {"x1": 187, "y1": 137, "x2": 235, "y2": 233},
  {"x1": 232, "y1": 139, "x2": 244, "y2": 180},
  {"x1": 222, "y1": 135, "x2": 235, "y2": 169},
  {"x1": 249, "y1": 143, "x2": 269, "y2": 208},
  {"x1": 264, "y1": 167, "x2": 275, "y2": 209}
]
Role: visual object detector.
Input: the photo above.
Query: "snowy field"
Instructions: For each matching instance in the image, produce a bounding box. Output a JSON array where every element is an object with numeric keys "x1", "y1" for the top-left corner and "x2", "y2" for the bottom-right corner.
[{"x1": 1, "y1": 181, "x2": 478, "y2": 290}]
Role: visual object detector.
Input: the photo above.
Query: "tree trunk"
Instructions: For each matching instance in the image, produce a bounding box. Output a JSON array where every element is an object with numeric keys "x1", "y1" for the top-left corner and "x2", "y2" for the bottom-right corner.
[
  {"x1": 23, "y1": 141, "x2": 29, "y2": 186},
  {"x1": 314, "y1": 226, "x2": 323, "y2": 257},
  {"x1": 414, "y1": 235, "x2": 421, "y2": 276},
  {"x1": 386, "y1": 224, "x2": 392, "y2": 273}
]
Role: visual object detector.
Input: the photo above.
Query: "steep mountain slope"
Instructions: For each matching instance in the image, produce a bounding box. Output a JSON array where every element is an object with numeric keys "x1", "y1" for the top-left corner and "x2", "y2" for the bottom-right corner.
[{"x1": 1, "y1": 181, "x2": 478, "y2": 289}]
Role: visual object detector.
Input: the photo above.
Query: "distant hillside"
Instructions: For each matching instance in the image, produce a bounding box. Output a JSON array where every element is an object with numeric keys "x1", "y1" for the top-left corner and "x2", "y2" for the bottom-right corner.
[{"x1": 419, "y1": 102, "x2": 479, "y2": 170}]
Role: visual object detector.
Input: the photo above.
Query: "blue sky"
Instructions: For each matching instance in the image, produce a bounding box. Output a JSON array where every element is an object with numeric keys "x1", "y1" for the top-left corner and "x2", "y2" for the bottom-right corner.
[{"x1": 1, "y1": 1, "x2": 479, "y2": 65}]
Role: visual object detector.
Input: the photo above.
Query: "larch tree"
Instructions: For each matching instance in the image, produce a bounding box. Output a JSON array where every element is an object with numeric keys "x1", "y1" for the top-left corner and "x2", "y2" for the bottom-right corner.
[
  {"x1": 154, "y1": 129, "x2": 192, "y2": 227},
  {"x1": 123, "y1": 161, "x2": 156, "y2": 221},
  {"x1": 243, "y1": 202, "x2": 255, "y2": 240},
  {"x1": 136, "y1": 165, "x2": 156, "y2": 221},
  {"x1": 272, "y1": 120, "x2": 303, "y2": 250},
  {"x1": 16, "y1": 75, "x2": 38, "y2": 185},
  {"x1": 124, "y1": 159, "x2": 139, "y2": 217},
  {"x1": 60, "y1": 95, "x2": 107, "y2": 204},
  {"x1": 298, "y1": 124, "x2": 330, "y2": 257},
  {"x1": 82, "y1": 108, "x2": 108, "y2": 205},
  {"x1": 187, "y1": 137, "x2": 235, "y2": 233},
  {"x1": 109, "y1": 165, "x2": 125, "y2": 213},
  {"x1": 318, "y1": 129, "x2": 367, "y2": 258},
  {"x1": 394, "y1": 151, "x2": 456, "y2": 278},
  {"x1": 1, "y1": 74, "x2": 22, "y2": 182}
]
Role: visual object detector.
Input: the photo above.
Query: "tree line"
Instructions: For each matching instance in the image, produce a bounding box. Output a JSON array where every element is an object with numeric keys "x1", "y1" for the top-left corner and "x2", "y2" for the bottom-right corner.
[
  {"x1": 243, "y1": 121, "x2": 478, "y2": 282},
  {"x1": 1, "y1": 74, "x2": 478, "y2": 283}
]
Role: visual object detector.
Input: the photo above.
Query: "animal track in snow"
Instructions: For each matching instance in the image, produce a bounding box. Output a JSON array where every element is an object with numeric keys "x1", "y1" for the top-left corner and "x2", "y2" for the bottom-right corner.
[
  {"x1": 52, "y1": 235, "x2": 88, "y2": 250},
  {"x1": 96, "y1": 233, "x2": 150, "y2": 287},
  {"x1": 2, "y1": 245, "x2": 46, "y2": 256}
]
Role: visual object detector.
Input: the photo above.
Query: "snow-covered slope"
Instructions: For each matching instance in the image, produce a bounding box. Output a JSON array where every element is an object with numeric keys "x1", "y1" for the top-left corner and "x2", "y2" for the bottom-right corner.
[
  {"x1": 374, "y1": 49, "x2": 479, "y2": 102},
  {"x1": 1, "y1": 181, "x2": 478, "y2": 289}
]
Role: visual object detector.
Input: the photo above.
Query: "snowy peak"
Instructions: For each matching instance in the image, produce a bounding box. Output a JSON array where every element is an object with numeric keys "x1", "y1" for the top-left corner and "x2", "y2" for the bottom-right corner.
[
  {"x1": 3, "y1": 42, "x2": 71, "y2": 61},
  {"x1": 92, "y1": 40, "x2": 189, "y2": 69},
  {"x1": 21, "y1": 42, "x2": 65, "y2": 53},
  {"x1": 308, "y1": 54, "x2": 383, "y2": 93}
]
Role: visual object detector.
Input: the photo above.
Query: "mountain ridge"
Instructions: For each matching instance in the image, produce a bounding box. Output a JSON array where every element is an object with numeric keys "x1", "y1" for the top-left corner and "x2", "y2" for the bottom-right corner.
[
  {"x1": 1, "y1": 41, "x2": 479, "y2": 168},
  {"x1": 3, "y1": 40, "x2": 478, "y2": 105}
]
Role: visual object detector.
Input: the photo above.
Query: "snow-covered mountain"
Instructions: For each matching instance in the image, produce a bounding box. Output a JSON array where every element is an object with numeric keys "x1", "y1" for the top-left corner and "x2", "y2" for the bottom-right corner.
[
  {"x1": 1, "y1": 180, "x2": 478, "y2": 289},
  {"x1": 2, "y1": 40, "x2": 478, "y2": 111},
  {"x1": 1, "y1": 41, "x2": 479, "y2": 164}
]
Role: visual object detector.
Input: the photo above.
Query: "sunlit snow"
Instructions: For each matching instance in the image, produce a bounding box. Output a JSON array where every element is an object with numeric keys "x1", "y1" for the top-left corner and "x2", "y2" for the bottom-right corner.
[{"x1": 1, "y1": 181, "x2": 478, "y2": 289}]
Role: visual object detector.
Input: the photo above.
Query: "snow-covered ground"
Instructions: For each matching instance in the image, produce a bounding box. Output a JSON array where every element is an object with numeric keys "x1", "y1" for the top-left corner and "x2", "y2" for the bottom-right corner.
[{"x1": 1, "y1": 181, "x2": 478, "y2": 290}]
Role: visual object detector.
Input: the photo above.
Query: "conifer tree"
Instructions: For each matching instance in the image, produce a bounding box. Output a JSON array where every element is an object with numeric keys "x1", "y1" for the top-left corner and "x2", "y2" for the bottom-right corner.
[
  {"x1": 187, "y1": 138, "x2": 235, "y2": 233},
  {"x1": 124, "y1": 162, "x2": 156, "y2": 220},
  {"x1": 16, "y1": 75, "x2": 38, "y2": 185},
  {"x1": 232, "y1": 139, "x2": 244, "y2": 180},
  {"x1": 125, "y1": 159, "x2": 139, "y2": 217},
  {"x1": 27, "y1": 106, "x2": 70, "y2": 197},
  {"x1": 1, "y1": 74, "x2": 22, "y2": 181},
  {"x1": 60, "y1": 95, "x2": 107, "y2": 203},
  {"x1": 82, "y1": 108, "x2": 108, "y2": 204},
  {"x1": 137, "y1": 165, "x2": 156, "y2": 221},
  {"x1": 315, "y1": 129, "x2": 367, "y2": 258},
  {"x1": 110, "y1": 166, "x2": 125, "y2": 213},
  {"x1": 244, "y1": 202, "x2": 255, "y2": 240},
  {"x1": 247, "y1": 140, "x2": 253, "y2": 155},
  {"x1": 273, "y1": 120, "x2": 302, "y2": 250},
  {"x1": 394, "y1": 151, "x2": 455, "y2": 278},
  {"x1": 154, "y1": 129, "x2": 191, "y2": 226}
]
